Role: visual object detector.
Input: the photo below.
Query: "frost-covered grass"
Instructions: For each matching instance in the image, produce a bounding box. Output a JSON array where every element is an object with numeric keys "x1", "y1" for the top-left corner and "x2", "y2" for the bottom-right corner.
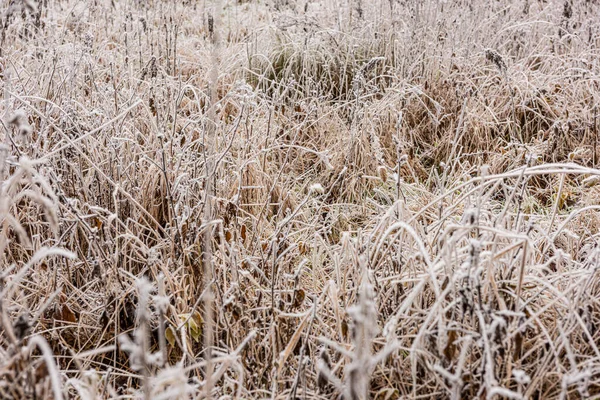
[{"x1": 1, "y1": 0, "x2": 600, "y2": 398}]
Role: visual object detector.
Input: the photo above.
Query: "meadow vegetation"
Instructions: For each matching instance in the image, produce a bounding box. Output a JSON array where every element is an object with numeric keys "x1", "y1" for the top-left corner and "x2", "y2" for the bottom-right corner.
[{"x1": 1, "y1": 0, "x2": 600, "y2": 398}]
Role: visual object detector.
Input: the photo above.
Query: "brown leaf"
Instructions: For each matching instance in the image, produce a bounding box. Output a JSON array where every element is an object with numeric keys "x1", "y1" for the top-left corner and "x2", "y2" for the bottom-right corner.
[
  {"x1": 441, "y1": 276, "x2": 450, "y2": 291},
  {"x1": 181, "y1": 222, "x2": 188, "y2": 239},
  {"x1": 54, "y1": 303, "x2": 77, "y2": 323},
  {"x1": 298, "y1": 241, "x2": 309, "y2": 255},
  {"x1": 514, "y1": 332, "x2": 523, "y2": 362},
  {"x1": 35, "y1": 362, "x2": 49, "y2": 382},
  {"x1": 292, "y1": 288, "x2": 305, "y2": 308},
  {"x1": 444, "y1": 329, "x2": 457, "y2": 362},
  {"x1": 93, "y1": 216, "x2": 103, "y2": 230},
  {"x1": 231, "y1": 305, "x2": 242, "y2": 321},
  {"x1": 341, "y1": 319, "x2": 349, "y2": 340}
]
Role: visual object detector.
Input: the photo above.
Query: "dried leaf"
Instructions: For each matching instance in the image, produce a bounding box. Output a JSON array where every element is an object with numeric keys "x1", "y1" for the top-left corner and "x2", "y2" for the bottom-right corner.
[
  {"x1": 277, "y1": 312, "x2": 309, "y2": 377},
  {"x1": 188, "y1": 311, "x2": 204, "y2": 343},
  {"x1": 93, "y1": 216, "x2": 103, "y2": 230},
  {"x1": 341, "y1": 319, "x2": 349, "y2": 340},
  {"x1": 166, "y1": 325, "x2": 177, "y2": 347},
  {"x1": 444, "y1": 329, "x2": 457, "y2": 362},
  {"x1": 232, "y1": 305, "x2": 242, "y2": 321},
  {"x1": 292, "y1": 288, "x2": 305, "y2": 308},
  {"x1": 375, "y1": 388, "x2": 400, "y2": 400},
  {"x1": 192, "y1": 310, "x2": 203, "y2": 326},
  {"x1": 514, "y1": 332, "x2": 523, "y2": 362},
  {"x1": 240, "y1": 224, "x2": 247, "y2": 241},
  {"x1": 298, "y1": 241, "x2": 309, "y2": 255},
  {"x1": 55, "y1": 303, "x2": 77, "y2": 323}
]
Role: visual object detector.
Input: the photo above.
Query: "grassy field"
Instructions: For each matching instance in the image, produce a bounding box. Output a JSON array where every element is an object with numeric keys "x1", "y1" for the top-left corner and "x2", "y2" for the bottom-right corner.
[{"x1": 1, "y1": 0, "x2": 600, "y2": 398}]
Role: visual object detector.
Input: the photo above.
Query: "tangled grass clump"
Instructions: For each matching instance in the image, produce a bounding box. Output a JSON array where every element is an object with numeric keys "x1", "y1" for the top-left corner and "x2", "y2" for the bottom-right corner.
[{"x1": 1, "y1": 0, "x2": 600, "y2": 398}]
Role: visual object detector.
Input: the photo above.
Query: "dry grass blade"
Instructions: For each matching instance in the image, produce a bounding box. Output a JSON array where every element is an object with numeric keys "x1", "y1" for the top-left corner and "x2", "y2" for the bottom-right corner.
[{"x1": 1, "y1": 0, "x2": 600, "y2": 399}]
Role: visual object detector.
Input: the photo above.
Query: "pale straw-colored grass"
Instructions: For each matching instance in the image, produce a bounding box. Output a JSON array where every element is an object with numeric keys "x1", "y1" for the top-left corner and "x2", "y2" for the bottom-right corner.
[{"x1": 1, "y1": 0, "x2": 600, "y2": 398}]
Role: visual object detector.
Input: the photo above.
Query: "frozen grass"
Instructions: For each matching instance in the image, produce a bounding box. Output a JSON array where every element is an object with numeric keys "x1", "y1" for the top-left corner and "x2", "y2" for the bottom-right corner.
[{"x1": 1, "y1": 0, "x2": 600, "y2": 398}]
